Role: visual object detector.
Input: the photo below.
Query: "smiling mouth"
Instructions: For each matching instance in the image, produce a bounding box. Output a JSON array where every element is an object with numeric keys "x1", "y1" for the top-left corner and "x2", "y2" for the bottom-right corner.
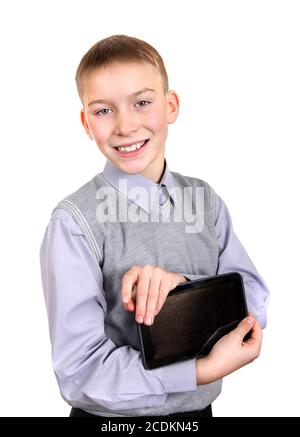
[{"x1": 114, "y1": 139, "x2": 149, "y2": 153}]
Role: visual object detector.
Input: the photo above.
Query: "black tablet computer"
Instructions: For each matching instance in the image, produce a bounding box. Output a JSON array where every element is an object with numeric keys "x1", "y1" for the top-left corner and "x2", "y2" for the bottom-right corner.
[{"x1": 136, "y1": 272, "x2": 249, "y2": 370}]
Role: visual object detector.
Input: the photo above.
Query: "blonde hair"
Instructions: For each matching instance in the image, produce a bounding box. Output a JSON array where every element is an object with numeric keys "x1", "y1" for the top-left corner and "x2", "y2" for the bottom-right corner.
[{"x1": 75, "y1": 34, "x2": 169, "y2": 100}]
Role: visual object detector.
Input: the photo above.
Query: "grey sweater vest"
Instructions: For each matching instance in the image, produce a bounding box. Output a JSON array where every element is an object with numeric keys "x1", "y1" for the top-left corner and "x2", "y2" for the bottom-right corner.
[{"x1": 55, "y1": 170, "x2": 222, "y2": 416}]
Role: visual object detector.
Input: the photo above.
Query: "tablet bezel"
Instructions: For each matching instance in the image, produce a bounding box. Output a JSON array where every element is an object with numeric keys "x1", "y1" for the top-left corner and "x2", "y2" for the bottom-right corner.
[{"x1": 136, "y1": 272, "x2": 249, "y2": 370}]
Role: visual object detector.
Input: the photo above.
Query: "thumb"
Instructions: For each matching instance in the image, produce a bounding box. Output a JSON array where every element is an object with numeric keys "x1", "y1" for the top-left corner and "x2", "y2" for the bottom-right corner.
[{"x1": 234, "y1": 316, "x2": 255, "y2": 338}]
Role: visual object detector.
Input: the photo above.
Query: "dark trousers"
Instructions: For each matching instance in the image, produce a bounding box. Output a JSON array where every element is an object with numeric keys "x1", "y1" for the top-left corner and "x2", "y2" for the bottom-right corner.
[{"x1": 70, "y1": 404, "x2": 212, "y2": 418}]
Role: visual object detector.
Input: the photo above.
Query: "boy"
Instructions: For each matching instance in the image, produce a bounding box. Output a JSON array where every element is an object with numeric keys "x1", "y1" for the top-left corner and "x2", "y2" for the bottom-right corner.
[{"x1": 40, "y1": 35, "x2": 269, "y2": 418}]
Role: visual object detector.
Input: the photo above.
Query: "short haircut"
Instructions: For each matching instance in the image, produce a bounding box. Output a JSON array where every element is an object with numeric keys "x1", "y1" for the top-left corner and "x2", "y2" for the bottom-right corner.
[{"x1": 75, "y1": 34, "x2": 169, "y2": 101}]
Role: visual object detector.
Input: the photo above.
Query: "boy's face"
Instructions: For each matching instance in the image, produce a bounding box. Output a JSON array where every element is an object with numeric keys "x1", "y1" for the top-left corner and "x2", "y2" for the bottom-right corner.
[{"x1": 80, "y1": 61, "x2": 179, "y2": 182}]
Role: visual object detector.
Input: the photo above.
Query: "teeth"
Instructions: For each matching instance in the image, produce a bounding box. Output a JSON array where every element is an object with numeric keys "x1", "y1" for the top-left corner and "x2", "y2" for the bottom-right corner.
[{"x1": 117, "y1": 140, "x2": 146, "y2": 153}]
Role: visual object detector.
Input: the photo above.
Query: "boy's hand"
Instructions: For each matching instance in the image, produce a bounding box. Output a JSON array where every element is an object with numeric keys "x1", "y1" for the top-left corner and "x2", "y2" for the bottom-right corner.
[
  {"x1": 121, "y1": 265, "x2": 187, "y2": 325},
  {"x1": 196, "y1": 315, "x2": 263, "y2": 385}
]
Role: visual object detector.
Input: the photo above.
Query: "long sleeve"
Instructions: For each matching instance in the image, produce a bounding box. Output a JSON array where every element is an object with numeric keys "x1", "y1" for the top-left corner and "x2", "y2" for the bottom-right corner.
[
  {"x1": 40, "y1": 208, "x2": 197, "y2": 412},
  {"x1": 181, "y1": 191, "x2": 269, "y2": 329}
]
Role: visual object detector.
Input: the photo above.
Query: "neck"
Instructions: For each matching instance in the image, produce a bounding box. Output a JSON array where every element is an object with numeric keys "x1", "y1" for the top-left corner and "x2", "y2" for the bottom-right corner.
[{"x1": 141, "y1": 158, "x2": 166, "y2": 183}]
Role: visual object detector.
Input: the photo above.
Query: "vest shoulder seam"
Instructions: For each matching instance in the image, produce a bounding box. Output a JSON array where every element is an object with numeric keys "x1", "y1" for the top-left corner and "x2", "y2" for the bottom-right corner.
[{"x1": 54, "y1": 199, "x2": 102, "y2": 264}]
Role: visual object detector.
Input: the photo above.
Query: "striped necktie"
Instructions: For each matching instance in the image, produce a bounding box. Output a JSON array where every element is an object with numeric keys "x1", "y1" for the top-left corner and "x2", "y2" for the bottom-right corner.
[{"x1": 152, "y1": 184, "x2": 172, "y2": 217}]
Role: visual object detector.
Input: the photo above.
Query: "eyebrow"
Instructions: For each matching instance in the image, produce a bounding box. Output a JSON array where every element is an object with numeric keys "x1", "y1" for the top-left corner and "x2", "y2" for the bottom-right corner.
[{"x1": 88, "y1": 88, "x2": 156, "y2": 107}]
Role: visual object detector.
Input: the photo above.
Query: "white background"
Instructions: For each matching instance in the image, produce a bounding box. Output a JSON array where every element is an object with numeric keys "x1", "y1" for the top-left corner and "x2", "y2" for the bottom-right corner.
[{"x1": 0, "y1": 0, "x2": 299, "y2": 417}]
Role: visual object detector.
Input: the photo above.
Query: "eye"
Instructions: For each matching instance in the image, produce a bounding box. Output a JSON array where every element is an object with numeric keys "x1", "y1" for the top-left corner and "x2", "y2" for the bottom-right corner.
[
  {"x1": 95, "y1": 108, "x2": 112, "y2": 116},
  {"x1": 136, "y1": 100, "x2": 151, "y2": 107}
]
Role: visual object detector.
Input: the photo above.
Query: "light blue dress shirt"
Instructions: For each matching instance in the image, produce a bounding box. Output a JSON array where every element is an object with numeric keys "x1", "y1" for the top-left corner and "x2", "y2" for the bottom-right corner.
[{"x1": 40, "y1": 159, "x2": 269, "y2": 412}]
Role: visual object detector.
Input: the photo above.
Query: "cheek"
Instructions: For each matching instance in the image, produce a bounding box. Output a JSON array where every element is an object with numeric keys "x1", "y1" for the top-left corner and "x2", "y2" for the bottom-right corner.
[
  {"x1": 145, "y1": 109, "x2": 167, "y2": 133},
  {"x1": 88, "y1": 118, "x2": 111, "y2": 141}
]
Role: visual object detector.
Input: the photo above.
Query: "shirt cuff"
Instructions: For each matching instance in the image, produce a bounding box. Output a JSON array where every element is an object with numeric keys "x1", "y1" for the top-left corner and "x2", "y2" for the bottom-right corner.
[{"x1": 162, "y1": 358, "x2": 197, "y2": 393}]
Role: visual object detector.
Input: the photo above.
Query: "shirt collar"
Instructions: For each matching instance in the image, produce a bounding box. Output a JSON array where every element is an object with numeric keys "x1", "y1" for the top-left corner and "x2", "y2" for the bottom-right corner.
[{"x1": 100, "y1": 158, "x2": 176, "y2": 213}]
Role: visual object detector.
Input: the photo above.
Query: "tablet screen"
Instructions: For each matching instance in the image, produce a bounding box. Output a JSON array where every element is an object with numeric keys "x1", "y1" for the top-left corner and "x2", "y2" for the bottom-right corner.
[{"x1": 137, "y1": 272, "x2": 248, "y2": 369}]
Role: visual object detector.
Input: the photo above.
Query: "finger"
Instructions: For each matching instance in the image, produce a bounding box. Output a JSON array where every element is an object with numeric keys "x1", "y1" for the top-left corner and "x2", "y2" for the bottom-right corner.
[
  {"x1": 121, "y1": 267, "x2": 139, "y2": 309},
  {"x1": 234, "y1": 316, "x2": 255, "y2": 339},
  {"x1": 127, "y1": 293, "x2": 136, "y2": 312},
  {"x1": 135, "y1": 266, "x2": 152, "y2": 323},
  {"x1": 127, "y1": 284, "x2": 137, "y2": 311},
  {"x1": 144, "y1": 268, "x2": 162, "y2": 325},
  {"x1": 155, "y1": 278, "x2": 171, "y2": 315},
  {"x1": 244, "y1": 318, "x2": 263, "y2": 346}
]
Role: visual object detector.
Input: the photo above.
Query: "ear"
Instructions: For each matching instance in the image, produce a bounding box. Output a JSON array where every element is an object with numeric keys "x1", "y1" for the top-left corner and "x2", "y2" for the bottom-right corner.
[
  {"x1": 166, "y1": 90, "x2": 180, "y2": 124},
  {"x1": 80, "y1": 109, "x2": 94, "y2": 140}
]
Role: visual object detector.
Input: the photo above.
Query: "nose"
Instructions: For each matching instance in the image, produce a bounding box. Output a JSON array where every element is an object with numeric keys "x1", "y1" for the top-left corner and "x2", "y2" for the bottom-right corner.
[{"x1": 114, "y1": 110, "x2": 139, "y2": 136}]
